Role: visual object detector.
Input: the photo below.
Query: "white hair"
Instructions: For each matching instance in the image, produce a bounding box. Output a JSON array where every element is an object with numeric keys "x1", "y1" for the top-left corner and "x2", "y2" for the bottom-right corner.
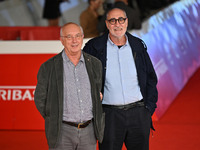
[{"x1": 60, "y1": 22, "x2": 84, "y2": 36}]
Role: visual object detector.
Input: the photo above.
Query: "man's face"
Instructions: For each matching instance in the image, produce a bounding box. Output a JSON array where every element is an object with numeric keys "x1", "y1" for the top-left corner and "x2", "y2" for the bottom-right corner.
[
  {"x1": 106, "y1": 8, "x2": 128, "y2": 39},
  {"x1": 60, "y1": 24, "x2": 84, "y2": 56}
]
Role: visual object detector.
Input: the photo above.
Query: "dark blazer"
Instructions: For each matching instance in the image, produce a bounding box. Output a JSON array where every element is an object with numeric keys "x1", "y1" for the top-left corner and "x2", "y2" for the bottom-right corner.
[
  {"x1": 83, "y1": 32, "x2": 158, "y2": 115},
  {"x1": 34, "y1": 51, "x2": 105, "y2": 148}
]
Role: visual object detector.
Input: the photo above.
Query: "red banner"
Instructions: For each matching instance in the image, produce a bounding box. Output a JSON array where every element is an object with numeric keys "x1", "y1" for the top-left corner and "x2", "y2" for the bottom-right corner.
[{"x1": 0, "y1": 54, "x2": 55, "y2": 130}]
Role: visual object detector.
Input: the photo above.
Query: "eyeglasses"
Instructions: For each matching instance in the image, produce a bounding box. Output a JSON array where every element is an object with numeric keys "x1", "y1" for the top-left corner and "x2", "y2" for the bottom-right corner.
[
  {"x1": 61, "y1": 33, "x2": 83, "y2": 40},
  {"x1": 107, "y1": 17, "x2": 127, "y2": 25}
]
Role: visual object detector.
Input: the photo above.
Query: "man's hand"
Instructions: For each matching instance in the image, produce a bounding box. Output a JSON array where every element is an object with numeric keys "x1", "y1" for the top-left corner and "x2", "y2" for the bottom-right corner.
[{"x1": 100, "y1": 92, "x2": 103, "y2": 101}]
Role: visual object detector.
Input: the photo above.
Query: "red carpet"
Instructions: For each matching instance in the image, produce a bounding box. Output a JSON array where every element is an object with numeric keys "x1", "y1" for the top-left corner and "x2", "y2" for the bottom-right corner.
[
  {"x1": 149, "y1": 68, "x2": 200, "y2": 150},
  {"x1": 0, "y1": 68, "x2": 200, "y2": 150}
]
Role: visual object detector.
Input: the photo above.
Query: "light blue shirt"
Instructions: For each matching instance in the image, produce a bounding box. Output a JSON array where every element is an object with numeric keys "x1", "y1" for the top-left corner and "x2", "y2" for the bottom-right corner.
[{"x1": 102, "y1": 35, "x2": 143, "y2": 105}]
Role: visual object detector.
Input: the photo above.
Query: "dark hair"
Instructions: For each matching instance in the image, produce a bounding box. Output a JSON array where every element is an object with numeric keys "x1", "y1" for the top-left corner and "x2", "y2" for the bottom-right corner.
[{"x1": 106, "y1": 8, "x2": 127, "y2": 20}]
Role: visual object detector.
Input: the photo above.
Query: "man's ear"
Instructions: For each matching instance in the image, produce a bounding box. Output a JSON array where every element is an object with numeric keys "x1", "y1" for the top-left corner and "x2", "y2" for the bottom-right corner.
[
  {"x1": 60, "y1": 37, "x2": 64, "y2": 46},
  {"x1": 105, "y1": 20, "x2": 109, "y2": 29},
  {"x1": 126, "y1": 18, "x2": 128, "y2": 28}
]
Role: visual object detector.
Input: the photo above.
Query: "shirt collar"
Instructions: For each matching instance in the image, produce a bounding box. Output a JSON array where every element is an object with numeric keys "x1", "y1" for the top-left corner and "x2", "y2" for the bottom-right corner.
[
  {"x1": 107, "y1": 34, "x2": 128, "y2": 47},
  {"x1": 62, "y1": 50, "x2": 84, "y2": 63}
]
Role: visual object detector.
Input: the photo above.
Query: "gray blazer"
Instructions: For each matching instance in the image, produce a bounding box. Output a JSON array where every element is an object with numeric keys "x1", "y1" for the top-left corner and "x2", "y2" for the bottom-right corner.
[{"x1": 34, "y1": 51, "x2": 105, "y2": 148}]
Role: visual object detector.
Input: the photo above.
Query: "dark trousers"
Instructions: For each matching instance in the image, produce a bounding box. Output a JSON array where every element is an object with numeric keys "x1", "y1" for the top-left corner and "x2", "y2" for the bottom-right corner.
[{"x1": 99, "y1": 106, "x2": 151, "y2": 150}]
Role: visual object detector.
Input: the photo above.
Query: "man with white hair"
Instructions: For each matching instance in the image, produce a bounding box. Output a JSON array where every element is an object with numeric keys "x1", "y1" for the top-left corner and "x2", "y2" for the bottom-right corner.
[{"x1": 34, "y1": 22, "x2": 105, "y2": 150}]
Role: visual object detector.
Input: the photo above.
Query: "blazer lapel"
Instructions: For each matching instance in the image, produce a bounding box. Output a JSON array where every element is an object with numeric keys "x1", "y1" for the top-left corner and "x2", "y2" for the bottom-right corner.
[{"x1": 83, "y1": 52, "x2": 94, "y2": 87}]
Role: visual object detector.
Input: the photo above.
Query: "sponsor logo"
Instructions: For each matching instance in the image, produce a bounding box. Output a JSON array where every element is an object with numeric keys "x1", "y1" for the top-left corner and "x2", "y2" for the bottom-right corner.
[{"x1": 0, "y1": 86, "x2": 35, "y2": 101}]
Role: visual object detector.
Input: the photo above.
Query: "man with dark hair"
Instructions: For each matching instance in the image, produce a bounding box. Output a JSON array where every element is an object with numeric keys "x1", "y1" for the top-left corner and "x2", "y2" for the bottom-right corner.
[
  {"x1": 83, "y1": 8, "x2": 158, "y2": 150},
  {"x1": 98, "y1": 0, "x2": 141, "y2": 34}
]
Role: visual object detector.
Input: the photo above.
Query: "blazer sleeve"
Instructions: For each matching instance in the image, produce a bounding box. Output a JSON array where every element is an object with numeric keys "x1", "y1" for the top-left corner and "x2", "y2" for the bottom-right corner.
[
  {"x1": 34, "y1": 63, "x2": 49, "y2": 118},
  {"x1": 144, "y1": 48, "x2": 158, "y2": 115}
]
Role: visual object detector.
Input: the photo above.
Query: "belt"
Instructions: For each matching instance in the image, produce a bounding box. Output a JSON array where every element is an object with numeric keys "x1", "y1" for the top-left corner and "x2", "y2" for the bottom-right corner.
[
  {"x1": 102, "y1": 100, "x2": 144, "y2": 110},
  {"x1": 62, "y1": 120, "x2": 92, "y2": 129}
]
